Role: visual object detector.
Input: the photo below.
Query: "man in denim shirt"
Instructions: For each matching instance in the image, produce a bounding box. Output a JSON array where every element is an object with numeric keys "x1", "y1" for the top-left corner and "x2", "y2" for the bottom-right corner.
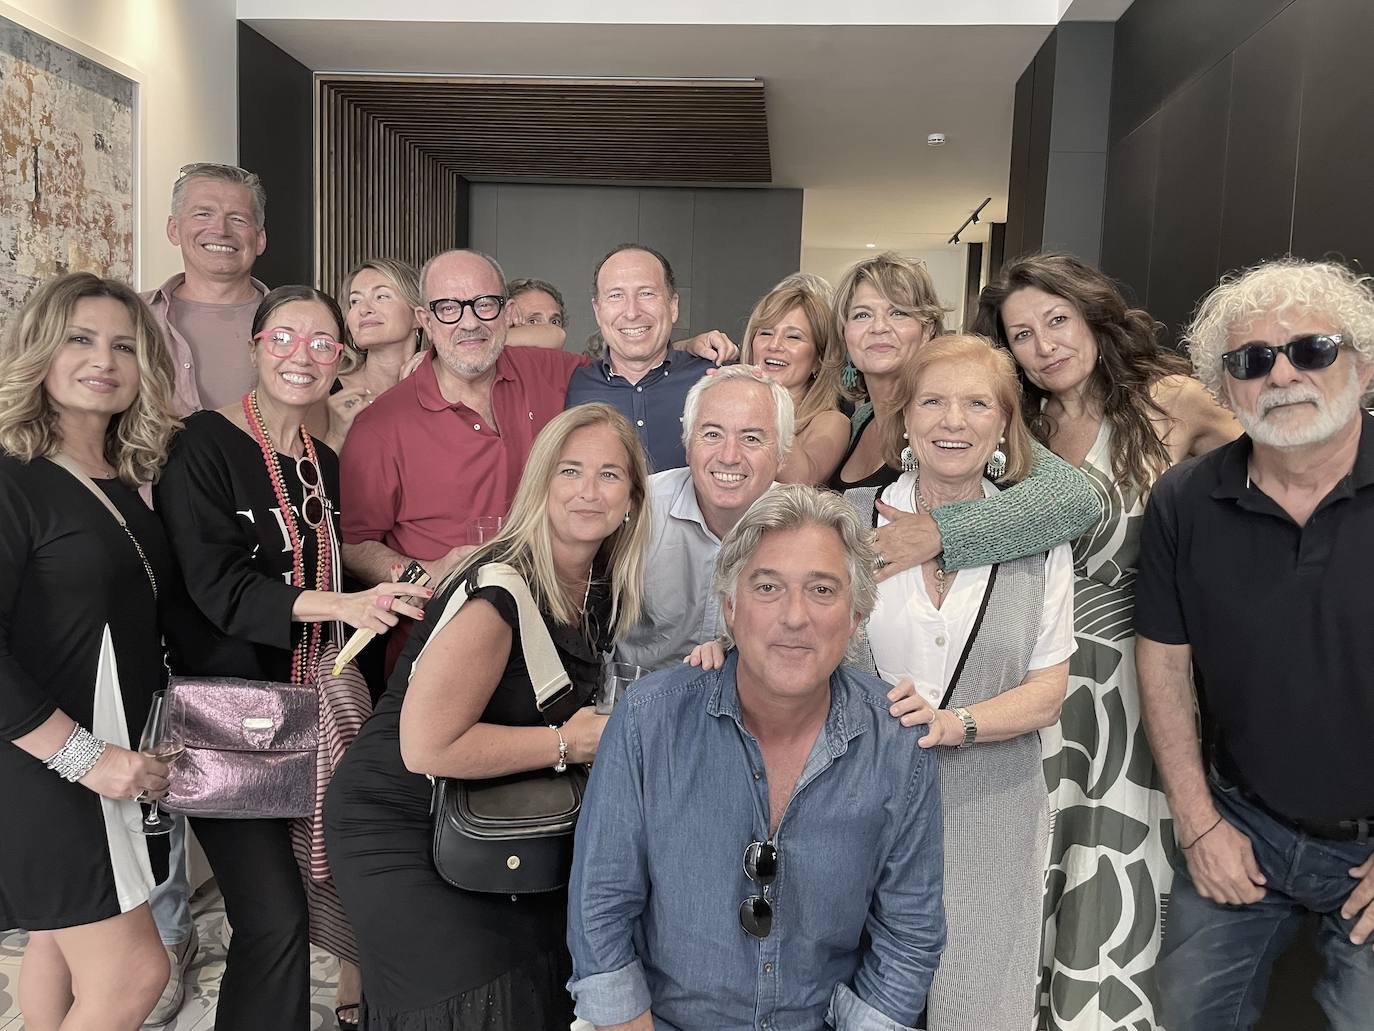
[{"x1": 569, "y1": 485, "x2": 945, "y2": 1031}]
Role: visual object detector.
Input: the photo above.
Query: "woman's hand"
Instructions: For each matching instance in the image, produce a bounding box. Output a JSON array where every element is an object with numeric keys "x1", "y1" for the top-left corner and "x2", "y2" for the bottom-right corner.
[
  {"x1": 79, "y1": 745, "x2": 170, "y2": 802},
  {"x1": 684, "y1": 639, "x2": 727, "y2": 670},
  {"x1": 872, "y1": 501, "x2": 943, "y2": 583},
  {"x1": 399, "y1": 350, "x2": 427, "y2": 381},
  {"x1": 886, "y1": 678, "x2": 964, "y2": 748},
  {"x1": 336, "y1": 581, "x2": 432, "y2": 632},
  {"x1": 562, "y1": 706, "x2": 609, "y2": 764}
]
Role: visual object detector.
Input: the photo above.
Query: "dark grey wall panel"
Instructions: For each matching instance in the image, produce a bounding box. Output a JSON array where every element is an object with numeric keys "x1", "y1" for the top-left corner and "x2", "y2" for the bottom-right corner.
[
  {"x1": 1005, "y1": 57, "x2": 1039, "y2": 261},
  {"x1": 1043, "y1": 151, "x2": 1107, "y2": 266},
  {"x1": 470, "y1": 182, "x2": 801, "y2": 350},
  {"x1": 1290, "y1": 0, "x2": 1374, "y2": 266},
  {"x1": 1218, "y1": 0, "x2": 1304, "y2": 274},
  {"x1": 1100, "y1": 114, "x2": 1160, "y2": 308},
  {"x1": 1110, "y1": 0, "x2": 1292, "y2": 143},
  {"x1": 1050, "y1": 23, "x2": 1114, "y2": 154},
  {"x1": 1146, "y1": 57, "x2": 1232, "y2": 341},
  {"x1": 688, "y1": 189, "x2": 803, "y2": 340},
  {"x1": 238, "y1": 24, "x2": 313, "y2": 287}
]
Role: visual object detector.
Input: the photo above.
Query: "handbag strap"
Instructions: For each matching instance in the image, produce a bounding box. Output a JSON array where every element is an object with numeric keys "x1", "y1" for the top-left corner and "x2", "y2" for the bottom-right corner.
[
  {"x1": 47, "y1": 454, "x2": 158, "y2": 600},
  {"x1": 936, "y1": 563, "x2": 998, "y2": 710},
  {"x1": 412, "y1": 562, "x2": 572, "y2": 712}
]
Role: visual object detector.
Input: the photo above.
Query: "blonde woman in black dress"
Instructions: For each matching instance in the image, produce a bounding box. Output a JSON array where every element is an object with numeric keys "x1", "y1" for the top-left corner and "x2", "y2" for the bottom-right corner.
[{"x1": 0, "y1": 273, "x2": 181, "y2": 1030}]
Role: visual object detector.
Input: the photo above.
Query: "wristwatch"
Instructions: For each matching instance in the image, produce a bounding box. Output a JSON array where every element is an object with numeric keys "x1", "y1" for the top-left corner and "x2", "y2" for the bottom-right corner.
[
  {"x1": 551, "y1": 724, "x2": 569, "y2": 773},
  {"x1": 951, "y1": 706, "x2": 978, "y2": 749}
]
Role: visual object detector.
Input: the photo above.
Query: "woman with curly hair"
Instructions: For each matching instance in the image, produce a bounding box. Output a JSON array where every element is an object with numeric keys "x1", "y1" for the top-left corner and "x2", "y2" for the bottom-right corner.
[
  {"x1": 0, "y1": 273, "x2": 182, "y2": 1029},
  {"x1": 974, "y1": 252, "x2": 1239, "y2": 1031}
]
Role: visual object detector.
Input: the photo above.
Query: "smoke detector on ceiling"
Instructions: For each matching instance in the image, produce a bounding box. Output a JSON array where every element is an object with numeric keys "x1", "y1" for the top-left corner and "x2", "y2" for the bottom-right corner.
[{"x1": 927, "y1": 132, "x2": 947, "y2": 146}]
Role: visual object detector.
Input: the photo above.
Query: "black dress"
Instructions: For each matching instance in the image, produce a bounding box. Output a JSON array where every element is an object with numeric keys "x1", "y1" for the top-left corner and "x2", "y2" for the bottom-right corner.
[
  {"x1": 155, "y1": 409, "x2": 345, "y2": 1031},
  {"x1": 325, "y1": 559, "x2": 609, "y2": 1030},
  {"x1": 0, "y1": 454, "x2": 171, "y2": 931}
]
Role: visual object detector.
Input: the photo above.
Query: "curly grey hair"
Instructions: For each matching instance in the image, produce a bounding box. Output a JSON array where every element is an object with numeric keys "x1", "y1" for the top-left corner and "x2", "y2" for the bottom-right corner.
[
  {"x1": 713, "y1": 484, "x2": 878, "y2": 645},
  {"x1": 1185, "y1": 258, "x2": 1374, "y2": 397},
  {"x1": 680, "y1": 364, "x2": 796, "y2": 463}
]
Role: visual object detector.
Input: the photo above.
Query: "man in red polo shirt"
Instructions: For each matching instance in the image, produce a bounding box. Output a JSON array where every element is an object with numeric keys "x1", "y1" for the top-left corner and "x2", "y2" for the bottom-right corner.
[{"x1": 341, "y1": 249, "x2": 584, "y2": 588}]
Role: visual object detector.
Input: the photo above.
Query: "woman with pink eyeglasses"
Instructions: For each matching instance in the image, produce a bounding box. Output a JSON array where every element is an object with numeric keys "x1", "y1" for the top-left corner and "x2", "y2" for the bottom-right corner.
[{"x1": 155, "y1": 286, "x2": 429, "y2": 1031}]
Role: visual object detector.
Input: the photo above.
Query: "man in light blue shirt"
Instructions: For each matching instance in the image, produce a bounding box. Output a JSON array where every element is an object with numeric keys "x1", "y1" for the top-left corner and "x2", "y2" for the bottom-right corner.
[
  {"x1": 615, "y1": 366, "x2": 792, "y2": 671},
  {"x1": 569, "y1": 485, "x2": 946, "y2": 1031}
]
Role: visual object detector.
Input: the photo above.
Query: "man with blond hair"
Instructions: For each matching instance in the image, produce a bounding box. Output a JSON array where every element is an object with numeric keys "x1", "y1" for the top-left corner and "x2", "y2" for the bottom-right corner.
[{"x1": 1136, "y1": 258, "x2": 1374, "y2": 1030}]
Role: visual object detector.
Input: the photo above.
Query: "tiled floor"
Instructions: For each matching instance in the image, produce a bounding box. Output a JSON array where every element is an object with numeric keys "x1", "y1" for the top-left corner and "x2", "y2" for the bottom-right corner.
[{"x1": 0, "y1": 883, "x2": 344, "y2": 1030}]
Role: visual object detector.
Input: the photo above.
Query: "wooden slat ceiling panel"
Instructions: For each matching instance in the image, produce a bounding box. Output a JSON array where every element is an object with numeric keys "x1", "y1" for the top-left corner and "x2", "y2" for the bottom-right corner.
[{"x1": 320, "y1": 76, "x2": 771, "y2": 183}]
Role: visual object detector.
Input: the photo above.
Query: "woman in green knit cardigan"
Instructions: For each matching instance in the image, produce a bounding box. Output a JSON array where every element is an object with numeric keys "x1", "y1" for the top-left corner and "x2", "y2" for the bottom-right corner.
[{"x1": 822, "y1": 250, "x2": 1101, "y2": 574}]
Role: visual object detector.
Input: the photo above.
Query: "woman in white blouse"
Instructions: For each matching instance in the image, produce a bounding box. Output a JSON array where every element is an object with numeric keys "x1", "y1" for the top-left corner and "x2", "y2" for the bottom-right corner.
[{"x1": 868, "y1": 333, "x2": 1074, "y2": 1030}]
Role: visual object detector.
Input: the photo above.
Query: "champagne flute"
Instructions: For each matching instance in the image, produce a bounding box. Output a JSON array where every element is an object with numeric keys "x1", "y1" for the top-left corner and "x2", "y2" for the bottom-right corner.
[{"x1": 128, "y1": 690, "x2": 183, "y2": 835}]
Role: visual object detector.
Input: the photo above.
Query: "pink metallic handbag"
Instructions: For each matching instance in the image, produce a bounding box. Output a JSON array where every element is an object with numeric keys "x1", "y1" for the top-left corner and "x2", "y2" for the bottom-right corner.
[{"x1": 164, "y1": 676, "x2": 319, "y2": 819}]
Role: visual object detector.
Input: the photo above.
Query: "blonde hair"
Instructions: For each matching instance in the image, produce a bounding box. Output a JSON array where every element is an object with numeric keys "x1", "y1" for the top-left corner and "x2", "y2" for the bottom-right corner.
[
  {"x1": 741, "y1": 283, "x2": 842, "y2": 436},
  {"x1": 0, "y1": 273, "x2": 181, "y2": 486},
  {"x1": 828, "y1": 252, "x2": 951, "y2": 402},
  {"x1": 881, "y1": 333, "x2": 1033, "y2": 484},
  {"x1": 1186, "y1": 257, "x2": 1374, "y2": 399},
  {"x1": 337, "y1": 258, "x2": 426, "y2": 375},
  {"x1": 448, "y1": 403, "x2": 650, "y2": 639}
]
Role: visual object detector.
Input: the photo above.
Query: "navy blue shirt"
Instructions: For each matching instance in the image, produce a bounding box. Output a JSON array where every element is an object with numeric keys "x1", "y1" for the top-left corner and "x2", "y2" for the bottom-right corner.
[{"x1": 564, "y1": 352, "x2": 714, "y2": 472}]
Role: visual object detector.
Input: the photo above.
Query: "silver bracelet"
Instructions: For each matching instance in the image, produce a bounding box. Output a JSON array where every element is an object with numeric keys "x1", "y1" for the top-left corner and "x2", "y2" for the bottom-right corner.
[{"x1": 44, "y1": 725, "x2": 107, "y2": 782}]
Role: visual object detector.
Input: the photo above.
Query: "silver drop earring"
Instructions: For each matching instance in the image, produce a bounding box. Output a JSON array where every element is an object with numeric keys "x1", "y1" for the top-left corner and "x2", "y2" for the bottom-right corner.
[
  {"x1": 623, "y1": 510, "x2": 631, "y2": 524},
  {"x1": 986, "y1": 438, "x2": 1007, "y2": 479},
  {"x1": 900, "y1": 432, "x2": 918, "y2": 473}
]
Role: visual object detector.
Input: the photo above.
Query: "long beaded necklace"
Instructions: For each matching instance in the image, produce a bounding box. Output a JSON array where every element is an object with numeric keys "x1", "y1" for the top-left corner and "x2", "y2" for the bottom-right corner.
[
  {"x1": 911, "y1": 474, "x2": 950, "y2": 601},
  {"x1": 242, "y1": 390, "x2": 330, "y2": 684}
]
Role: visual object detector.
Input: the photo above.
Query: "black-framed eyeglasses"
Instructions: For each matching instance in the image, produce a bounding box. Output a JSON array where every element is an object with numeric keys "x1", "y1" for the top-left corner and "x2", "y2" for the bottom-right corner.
[
  {"x1": 739, "y1": 839, "x2": 777, "y2": 939},
  {"x1": 296, "y1": 456, "x2": 327, "y2": 528},
  {"x1": 427, "y1": 295, "x2": 506, "y2": 324},
  {"x1": 1221, "y1": 334, "x2": 1344, "y2": 381}
]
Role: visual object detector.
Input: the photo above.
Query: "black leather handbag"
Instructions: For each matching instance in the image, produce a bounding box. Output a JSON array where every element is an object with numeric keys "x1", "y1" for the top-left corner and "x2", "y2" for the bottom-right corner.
[{"x1": 427, "y1": 564, "x2": 586, "y2": 894}]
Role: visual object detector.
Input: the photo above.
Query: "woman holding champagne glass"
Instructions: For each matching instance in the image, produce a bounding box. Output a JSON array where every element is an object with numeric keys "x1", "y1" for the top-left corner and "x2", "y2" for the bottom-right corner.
[{"x1": 0, "y1": 273, "x2": 183, "y2": 1030}]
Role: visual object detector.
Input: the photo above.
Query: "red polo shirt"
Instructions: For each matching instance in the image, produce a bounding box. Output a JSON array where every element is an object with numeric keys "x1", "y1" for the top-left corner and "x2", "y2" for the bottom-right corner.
[{"x1": 340, "y1": 346, "x2": 588, "y2": 559}]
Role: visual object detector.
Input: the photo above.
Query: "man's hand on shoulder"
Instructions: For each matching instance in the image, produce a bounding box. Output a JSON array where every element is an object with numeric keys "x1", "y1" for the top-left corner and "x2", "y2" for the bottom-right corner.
[{"x1": 676, "y1": 329, "x2": 738, "y2": 365}]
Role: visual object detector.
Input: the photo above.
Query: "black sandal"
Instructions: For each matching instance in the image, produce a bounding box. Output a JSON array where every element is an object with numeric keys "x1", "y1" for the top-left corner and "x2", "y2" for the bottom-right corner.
[{"x1": 335, "y1": 1003, "x2": 360, "y2": 1031}]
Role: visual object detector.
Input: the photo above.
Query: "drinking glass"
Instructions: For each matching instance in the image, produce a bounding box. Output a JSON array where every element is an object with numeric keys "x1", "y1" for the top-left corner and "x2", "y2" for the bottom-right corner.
[
  {"x1": 468, "y1": 515, "x2": 504, "y2": 545},
  {"x1": 596, "y1": 662, "x2": 646, "y2": 715},
  {"x1": 129, "y1": 690, "x2": 184, "y2": 835}
]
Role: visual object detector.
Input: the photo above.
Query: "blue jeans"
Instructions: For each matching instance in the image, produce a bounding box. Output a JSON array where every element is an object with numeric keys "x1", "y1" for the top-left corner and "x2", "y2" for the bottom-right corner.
[
  {"x1": 1158, "y1": 775, "x2": 1374, "y2": 1031},
  {"x1": 149, "y1": 814, "x2": 193, "y2": 946}
]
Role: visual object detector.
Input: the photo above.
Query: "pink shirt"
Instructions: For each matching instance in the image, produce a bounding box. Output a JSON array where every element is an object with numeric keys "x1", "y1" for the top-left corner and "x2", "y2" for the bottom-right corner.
[
  {"x1": 340, "y1": 347, "x2": 589, "y2": 560},
  {"x1": 142, "y1": 273, "x2": 270, "y2": 417}
]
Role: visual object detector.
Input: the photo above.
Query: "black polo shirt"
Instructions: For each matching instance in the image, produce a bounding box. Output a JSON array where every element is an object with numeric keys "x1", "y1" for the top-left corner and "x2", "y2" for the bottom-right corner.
[{"x1": 1136, "y1": 411, "x2": 1374, "y2": 823}]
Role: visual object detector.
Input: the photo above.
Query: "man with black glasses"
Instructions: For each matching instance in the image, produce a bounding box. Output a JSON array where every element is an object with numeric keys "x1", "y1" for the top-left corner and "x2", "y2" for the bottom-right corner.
[
  {"x1": 568, "y1": 485, "x2": 945, "y2": 1031},
  {"x1": 1136, "y1": 258, "x2": 1374, "y2": 1031}
]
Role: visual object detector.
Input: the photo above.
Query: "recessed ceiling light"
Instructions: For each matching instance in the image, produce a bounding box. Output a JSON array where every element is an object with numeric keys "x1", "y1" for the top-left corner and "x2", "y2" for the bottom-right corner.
[
  {"x1": 927, "y1": 132, "x2": 947, "y2": 146},
  {"x1": 865, "y1": 243, "x2": 876, "y2": 248}
]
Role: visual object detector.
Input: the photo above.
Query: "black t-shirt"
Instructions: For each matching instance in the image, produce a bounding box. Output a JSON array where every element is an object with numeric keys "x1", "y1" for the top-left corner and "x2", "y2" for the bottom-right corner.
[
  {"x1": 155, "y1": 410, "x2": 341, "y2": 683},
  {"x1": 1135, "y1": 412, "x2": 1374, "y2": 822}
]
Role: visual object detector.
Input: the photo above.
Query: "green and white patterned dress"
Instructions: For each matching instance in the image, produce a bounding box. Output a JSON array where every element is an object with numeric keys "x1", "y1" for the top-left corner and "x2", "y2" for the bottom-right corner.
[{"x1": 1038, "y1": 421, "x2": 1176, "y2": 1031}]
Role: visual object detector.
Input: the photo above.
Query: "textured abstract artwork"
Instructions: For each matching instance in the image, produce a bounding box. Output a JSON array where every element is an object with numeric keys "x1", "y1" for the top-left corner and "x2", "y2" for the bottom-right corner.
[{"x1": 0, "y1": 16, "x2": 134, "y2": 324}]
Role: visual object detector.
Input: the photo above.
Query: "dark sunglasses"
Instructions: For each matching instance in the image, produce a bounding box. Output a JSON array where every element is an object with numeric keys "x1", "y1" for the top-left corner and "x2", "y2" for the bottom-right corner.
[
  {"x1": 296, "y1": 456, "x2": 327, "y2": 528},
  {"x1": 739, "y1": 840, "x2": 777, "y2": 939},
  {"x1": 1221, "y1": 333, "x2": 1344, "y2": 381}
]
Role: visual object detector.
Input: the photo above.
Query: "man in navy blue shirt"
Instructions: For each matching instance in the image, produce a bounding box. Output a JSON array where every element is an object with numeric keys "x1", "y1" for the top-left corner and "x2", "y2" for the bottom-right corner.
[
  {"x1": 568, "y1": 485, "x2": 945, "y2": 1031},
  {"x1": 565, "y1": 244, "x2": 734, "y2": 472}
]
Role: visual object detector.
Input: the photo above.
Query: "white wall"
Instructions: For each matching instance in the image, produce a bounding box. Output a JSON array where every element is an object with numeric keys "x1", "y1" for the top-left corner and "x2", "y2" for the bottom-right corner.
[
  {"x1": 1, "y1": 0, "x2": 239, "y2": 289},
  {"x1": 801, "y1": 245, "x2": 969, "y2": 332}
]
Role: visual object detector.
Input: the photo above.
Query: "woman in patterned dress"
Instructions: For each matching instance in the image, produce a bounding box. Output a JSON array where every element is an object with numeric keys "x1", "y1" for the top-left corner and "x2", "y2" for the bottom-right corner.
[{"x1": 974, "y1": 253, "x2": 1239, "y2": 1030}]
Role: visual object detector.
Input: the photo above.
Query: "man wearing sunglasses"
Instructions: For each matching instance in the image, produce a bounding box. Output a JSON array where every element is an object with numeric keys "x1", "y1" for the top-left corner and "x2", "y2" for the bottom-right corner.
[
  {"x1": 1135, "y1": 258, "x2": 1374, "y2": 1031},
  {"x1": 569, "y1": 486, "x2": 945, "y2": 1031}
]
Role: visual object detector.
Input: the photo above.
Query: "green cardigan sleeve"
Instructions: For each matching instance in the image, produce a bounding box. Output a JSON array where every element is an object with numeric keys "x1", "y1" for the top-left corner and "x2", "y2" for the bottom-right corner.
[{"x1": 930, "y1": 439, "x2": 1102, "y2": 571}]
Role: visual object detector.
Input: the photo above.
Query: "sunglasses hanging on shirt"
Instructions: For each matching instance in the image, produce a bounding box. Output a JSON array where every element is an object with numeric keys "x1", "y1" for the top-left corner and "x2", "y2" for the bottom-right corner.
[
  {"x1": 1220, "y1": 333, "x2": 1343, "y2": 381},
  {"x1": 739, "y1": 839, "x2": 778, "y2": 939}
]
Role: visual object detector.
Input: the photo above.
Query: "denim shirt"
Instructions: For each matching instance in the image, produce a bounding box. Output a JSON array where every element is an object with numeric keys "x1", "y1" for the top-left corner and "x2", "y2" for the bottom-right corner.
[{"x1": 567, "y1": 654, "x2": 946, "y2": 1031}]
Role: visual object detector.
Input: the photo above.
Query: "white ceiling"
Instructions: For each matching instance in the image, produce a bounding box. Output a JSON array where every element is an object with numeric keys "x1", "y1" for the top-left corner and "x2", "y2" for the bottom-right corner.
[{"x1": 244, "y1": 9, "x2": 1131, "y2": 254}]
